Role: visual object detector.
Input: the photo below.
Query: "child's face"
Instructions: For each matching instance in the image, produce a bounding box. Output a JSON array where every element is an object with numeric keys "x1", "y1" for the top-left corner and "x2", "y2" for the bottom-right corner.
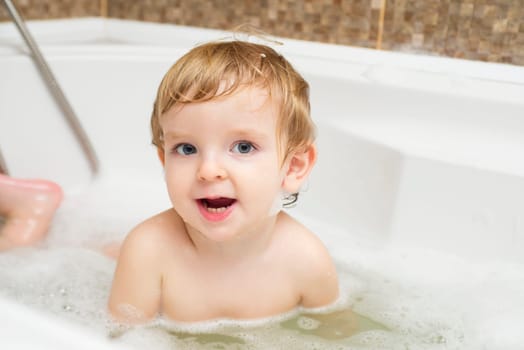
[{"x1": 159, "y1": 86, "x2": 288, "y2": 242}]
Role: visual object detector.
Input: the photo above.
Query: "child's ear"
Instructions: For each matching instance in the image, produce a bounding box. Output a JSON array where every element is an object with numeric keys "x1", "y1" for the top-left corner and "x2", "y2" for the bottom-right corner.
[
  {"x1": 157, "y1": 147, "x2": 165, "y2": 166},
  {"x1": 282, "y1": 144, "x2": 317, "y2": 194}
]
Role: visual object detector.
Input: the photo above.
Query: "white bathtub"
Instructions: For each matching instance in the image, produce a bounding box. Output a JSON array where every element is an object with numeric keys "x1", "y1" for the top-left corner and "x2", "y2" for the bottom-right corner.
[{"x1": 1, "y1": 18, "x2": 524, "y2": 349}]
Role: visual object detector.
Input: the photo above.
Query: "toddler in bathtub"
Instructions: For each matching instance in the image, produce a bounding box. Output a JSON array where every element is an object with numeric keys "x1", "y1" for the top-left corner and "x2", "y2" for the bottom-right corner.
[{"x1": 108, "y1": 40, "x2": 339, "y2": 323}]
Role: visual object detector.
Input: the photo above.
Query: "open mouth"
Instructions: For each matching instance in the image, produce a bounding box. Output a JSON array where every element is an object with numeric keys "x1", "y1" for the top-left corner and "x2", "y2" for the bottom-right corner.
[{"x1": 199, "y1": 197, "x2": 237, "y2": 213}]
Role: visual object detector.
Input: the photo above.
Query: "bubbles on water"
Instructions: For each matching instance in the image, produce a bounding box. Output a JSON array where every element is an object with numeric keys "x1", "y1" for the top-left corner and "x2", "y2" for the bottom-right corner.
[
  {"x1": 296, "y1": 316, "x2": 321, "y2": 330},
  {"x1": 45, "y1": 179, "x2": 168, "y2": 249},
  {"x1": 0, "y1": 245, "x2": 114, "y2": 334}
]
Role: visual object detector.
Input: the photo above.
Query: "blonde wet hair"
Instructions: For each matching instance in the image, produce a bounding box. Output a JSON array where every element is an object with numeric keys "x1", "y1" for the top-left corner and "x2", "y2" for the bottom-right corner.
[{"x1": 150, "y1": 40, "x2": 315, "y2": 160}]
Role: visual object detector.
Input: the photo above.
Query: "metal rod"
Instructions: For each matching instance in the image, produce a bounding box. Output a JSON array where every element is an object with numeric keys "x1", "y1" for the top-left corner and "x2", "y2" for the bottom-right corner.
[
  {"x1": 2, "y1": 0, "x2": 99, "y2": 176},
  {"x1": 0, "y1": 148, "x2": 8, "y2": 174}
]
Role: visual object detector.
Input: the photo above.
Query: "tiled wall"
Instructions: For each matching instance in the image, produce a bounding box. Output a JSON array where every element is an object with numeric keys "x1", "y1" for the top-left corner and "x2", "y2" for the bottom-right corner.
[
  {"x1": 382, "y1": 0, "x2": 524, "y2": 64},
  {"x1": 0, "y1": 0, "x2": 99, "y2": 19},
  {"x1": 1, "y1": 0, "x2": 523, "y2": 65}
]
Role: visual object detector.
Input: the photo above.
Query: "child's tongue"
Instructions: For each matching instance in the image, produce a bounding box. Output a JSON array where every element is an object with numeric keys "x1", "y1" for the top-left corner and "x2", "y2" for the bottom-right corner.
[{"x1": 202, "y1": 197, "x2": 236, "y2": 208}]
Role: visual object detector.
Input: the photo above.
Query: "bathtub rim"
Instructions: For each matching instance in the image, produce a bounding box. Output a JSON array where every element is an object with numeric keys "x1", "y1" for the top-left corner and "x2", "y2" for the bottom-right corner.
[{"x1": 0, "y1": 17, "x2": 523, "y2": 87}]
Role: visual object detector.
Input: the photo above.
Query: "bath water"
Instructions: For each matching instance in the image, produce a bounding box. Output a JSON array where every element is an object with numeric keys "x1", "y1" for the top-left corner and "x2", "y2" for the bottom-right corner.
[{"x1": 1, "y1": 180, "x2": 523, "y2": 349}]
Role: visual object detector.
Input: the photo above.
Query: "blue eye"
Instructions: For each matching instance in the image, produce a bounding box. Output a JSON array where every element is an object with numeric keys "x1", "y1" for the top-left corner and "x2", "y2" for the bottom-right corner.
[
  {"x1": 232, "y1": 141, "x2": 255, "y2": 154},
  {"x1": 175, "y1": 143, "x2": 197, "y2": 155}
]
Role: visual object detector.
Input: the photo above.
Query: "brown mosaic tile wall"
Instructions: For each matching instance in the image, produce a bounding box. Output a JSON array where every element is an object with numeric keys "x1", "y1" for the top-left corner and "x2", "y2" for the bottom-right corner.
[
  {"x1": 107, "y1": 0, "x2": 382, "y2": 48},
  {"x1": 382, "y1": 0, "x2": 524, "y2": 65},
  {"x1": 0, "y1": 0, "x2": 99, "y2": 20},
  {"x1": 1, "y1": 0, "x2": 523, "y2": 65}
]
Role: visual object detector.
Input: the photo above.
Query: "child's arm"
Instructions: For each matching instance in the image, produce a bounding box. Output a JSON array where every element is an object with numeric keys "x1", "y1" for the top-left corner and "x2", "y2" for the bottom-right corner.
[
  {"x1": 296, "y1": 234, "x2": 339, "y2": 308},
  {"x1": 108, "y1": 223, "x2": 163, "y2": 324}
]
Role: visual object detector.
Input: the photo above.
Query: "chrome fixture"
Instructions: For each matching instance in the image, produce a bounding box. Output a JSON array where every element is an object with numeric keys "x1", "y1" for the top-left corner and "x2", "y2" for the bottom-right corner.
[{"x1": 1, "y1": 0, "x2": 99, "y2": 176}]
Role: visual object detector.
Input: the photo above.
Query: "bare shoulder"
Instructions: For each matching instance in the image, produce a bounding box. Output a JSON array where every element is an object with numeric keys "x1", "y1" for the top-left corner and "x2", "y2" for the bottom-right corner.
[
  {"x1": 276, "y1": 212, "x2": 340, "y2": 308},
  {"x1": 119, "y1": 209, "x2": 186, "y2": 261},
  {"x1": 127, "y1": 209, "x2": 185, "y2": 243},
  {"x1": 276, "y1": 212, "x2": 331, "y2": 262}
]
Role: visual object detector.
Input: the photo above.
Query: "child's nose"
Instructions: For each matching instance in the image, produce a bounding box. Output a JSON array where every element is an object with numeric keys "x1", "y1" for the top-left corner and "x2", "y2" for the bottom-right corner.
[{"x1": 197, "y1": 156, "x2": 227, "y2": 181}]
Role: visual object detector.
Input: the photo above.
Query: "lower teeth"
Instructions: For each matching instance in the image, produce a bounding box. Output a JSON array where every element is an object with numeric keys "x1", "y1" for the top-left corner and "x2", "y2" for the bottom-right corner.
[{"x1": 206, "y1": 206, "x2": 227, "y2": 213}]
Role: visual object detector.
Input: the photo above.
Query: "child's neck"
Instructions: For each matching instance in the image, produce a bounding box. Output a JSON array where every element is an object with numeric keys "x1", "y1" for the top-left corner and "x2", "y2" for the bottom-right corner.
[{"x1": 184, "y1": 212, "x2": 281, "y2": 263}]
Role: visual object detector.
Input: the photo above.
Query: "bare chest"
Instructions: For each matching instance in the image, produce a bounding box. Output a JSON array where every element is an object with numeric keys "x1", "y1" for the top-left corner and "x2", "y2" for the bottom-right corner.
[{"x1": 160, "y1": 261, "x2": 300, "y2": 322}]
